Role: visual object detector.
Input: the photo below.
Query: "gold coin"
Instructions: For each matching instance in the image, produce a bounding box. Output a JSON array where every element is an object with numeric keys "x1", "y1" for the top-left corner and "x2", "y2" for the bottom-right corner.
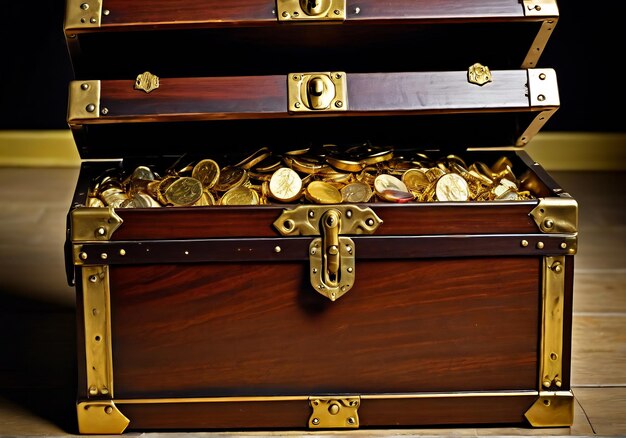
[
  {"x1": 446, "y1": 155, "x2": 468, "y2": 170},
  {"x1": 254, "y1": 156, "x2": 282, "y2": 173},
  {"x1": 402, "y1": 169, "x2": 430, "y2": 191},
  {"x1": 165, "y1": 177, "x2": 203, "y2": 206},
  {"x1": 305, "y1": 181, "x2": 342, "y2": 204},
  {"x1": 194, "y1": 191, "x2": 216, "y2": 206},
  {"x1": 214, "y1": 167, "x2": 248, "y2": 192},
  {"x1": 284, "y1": 155, "x2": 329, "y2": 174},
  {"x1": 269, "y1": 167, "x2": 302, "y2": 202},
  {"x1": 374, "y1": 174, "x2": 408, "y2": 196},
  {"x1": 435, "y1": 173, "x2": 470, "y2": 202},
  {"x1": 491, "y1": 156, "x2": 513, "y2": 174},
  {"x1": 100, "y1": 187, "x2": 128, "y2": 208},
  {"x1": 341, "y1": 182, "x2": 372, "y2": 203},
  {"x1": 192, "y1": 159, "x2": 220, "y2": 190},
  {"x1": 495, "y1": 188, "x2": 519, "y2": 201},
  {"x1": 130, "y1": 166, "x2": 156, "y2": 182},
  {"x1": 220, "y1": 186, "x2": 260, "y2": 205},
  {"x1": 425, "y1": 167, "x2": 446, "y2": 183},
  {"x1": 234, "y1": 147, "x2": 271, "y2": 170},
  {"x1": 87, "y1": 197, "x2": 105, "y2": 208},
  {"x1": 378, "y1": 189, "x2": 414, "y2": 203}
]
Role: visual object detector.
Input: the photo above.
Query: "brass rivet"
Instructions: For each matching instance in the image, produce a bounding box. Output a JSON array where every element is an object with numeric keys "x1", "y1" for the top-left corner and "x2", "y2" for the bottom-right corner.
[
  {"x1": 536, "y1": 241, "x2": 544, "y2": 249},
  {"x1": 294, "y1": 102, "x2": 301, "y2": 109},
  {"x1": 366, "y1": 218, "x2": 374, "y2": 226},
  {"x1": 293, "y1": 11, "x2": 299, "y2": 16},
  {"x1": 521, "y1": 240, "x2": 529, "y2": 247},
  {"x1": 539, "y1": 73, "x2": 547, "y2": 80},
  {"x1": 81, "y1": 83, "x2": 90, "y2": 90},
  {"x1": 88, "y1": 386, "x2": 98, "y2": 395},
  {"x1": 335, "y1": 100, "x2": 343, "y2": 108},
  {"x1": 80, "y1": 252, "x2": 88, "y2": 260},
  {"x1": 184, "y1": 251, "x2": 189, "y2": 255},
  {"x1": 347, "y1": 267, "x2": 353, "y2": 273},
  {"x1": 100, "y1": 387, "x2": 109, "y2": 395},
  {"x1": 311, "y1": 248, "x2": 316, "y2": 255},
  {"x1": 346, "y1": 210, "x2": 352, "y2": 218},
  {"x1": 96, "y1": 227, "x2": 106, "y2": 236},
  {"x1": 89, "y1": 275, "x2": 97, "y2": 283},
  {"x1": 329, "y1": 403, "x2": 340, "y2": 415},
  {"x1": 86, "y1": 103, "x2": 96, "y2": 112},
  {"x1": 346, "y1": 245, "x2": 353, "y2": 254},
  {"x1": 308, "y1": 210, "x2": 315, "y2": 218},
  {"x1": 537, "y1": 94, "x2": 546, "y2": 102},
  {"x1": 535, "y1": 5, "x2": 542, "y2": 11},
  {"x1": 282, "y1": 11, "x2": 289, "y2": 17},
  {"x1": 80, "y1": 3, "x2": 89, "y2": 10},
  {"x1": 550, "y1": 352, "x2": 558, "y2": 361},
  {"x1": 274, "y1": 246, "x2": 282, "y2": 253},
  {"x1": 312, "y1": 418, "x2": 320, "y2": 425},
  {"x1": 555, "y1": 379, "x2": 562, "y2": 387},
  {"x1": 104, "y1": 406, "x2": 113, "y2": 414},
  {"x1": 293, "y1": 75, "x2": 299, "y2": 81},
  {"x1": 334, "y1": 9, "x2": 341, "y2": 15},
  {"x1": 103, "y1": 9, "x2": 110, "y2": 15},
  {"x1": 354, "y1": 7, "x2": 360, "y2": 14},
  {"x1": 543, "y1": 380, "x2": 551, "y2": 388},
  {"x1": 347, "y1": 417, "x2": 356, "y2": 425},
  {"x1": 312, "y1": 268, "x2": 318, "y2": 274},
  {"x1": 119, "y1": 249, "x2": 126, "y2": 256},
  {"x1": 90, "y1": 17, "x2": 97, "y2": 23},
  {"x1": 80, "y1": 18, "x2": 86, "y2": 23},
  {"x1": 100, "y1": 253, "x2": 108, "y2": 260},
  {"x1": 335, "y1": 73, "x2": 342, "y2": 79},
  {"x1": 560, "y1": 242, "x2": 567, "y2": 249},
  {"x1": 101, "y1": 107, "x2": 109, "y2": 115},
  {"x1": 552, "y1": 263, "x2": 563, "y2": 273},
  {"x1": 544, "y1": 218, "x2": 554, "y2": 228}
]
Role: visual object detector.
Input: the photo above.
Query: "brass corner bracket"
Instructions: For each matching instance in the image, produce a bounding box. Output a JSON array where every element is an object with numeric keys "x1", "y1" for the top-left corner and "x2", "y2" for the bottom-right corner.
[
  {"x1": 277, "y1": 0, "x2": 346, "y2": 21},
  {"x1": 522, "y1": 0, "x2": 559, "y2": 17},
  {"x1": 72, "y1": 208, "x2": 123, "y2": 243},
  {"x1": 524, "y1": 391, "x2": 574, "y2": 427},
  {"x1": 77, "y1": 400, "x2": 130, "y2": 434},
  {"x1": 68, "y1": 80, "x2": 102, "y2": 122},
  {"x1": 530, "y1": 197, "x2": 578, "y2": 236},
  {"x1": 309, "y1": 397, "x2": 360, "y2": 428},
  {"x1": 65, "y1": 0, "x2": 103, "y2": 32}
]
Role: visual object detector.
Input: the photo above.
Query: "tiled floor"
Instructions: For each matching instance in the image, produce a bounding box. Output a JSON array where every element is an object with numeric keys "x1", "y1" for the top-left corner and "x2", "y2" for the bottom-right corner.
[{"x1": 0, "y1": 168, "x2": 624, "y2": 436}]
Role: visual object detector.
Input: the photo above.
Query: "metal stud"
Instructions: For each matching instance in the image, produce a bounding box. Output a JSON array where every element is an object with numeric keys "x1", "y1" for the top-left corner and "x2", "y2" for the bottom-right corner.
[
  {"x1": 347, "y1": 267, "x2": 353, "y2": 273},
  {"x1": 100, "y1": 253, "x2": 108, "y2": 260},
  {"x1": 539, "y1": 73, "x2": 547, "y2": 80},
  {"x1": 334, "y1": 9, "x2": 341, "y2": 15},
  {"x1": 274, "y1": 246, "x2": 282, "y2": 253},
  {"x1": 80, "y1": 3, "x2": 89, "y2": 10},
  {"x1": 90, "y1": 17, "x2": 97, "y2": 23},
  {"x1": 282, "y1": 11, "x2": 289, "y2": 17},
  {"x1": 89, "y1": 386, "x2": 98, "y2": 395},
  {"x1": 103, "y1": 9, "x2": 110, "y2": 15},
  {"x1": 312, "y1": 418, "x2": 320, "y2": 425},
  {"x1": 347, "y1": 417, "x2": 356, "y2": 425},
  {"x1": 86, "y1": 104, "x2": 96, "y2": 113},
  {"x1": 345, "y1": 210, "x2": 352, "y2": 218},
  {"x1": 80, "y1": 252, "x2": 88, "y2": 260},
  {"x1": 334, "y1": 100, "x2": 343, "y2": 108},
  {"x1": 537, "y1": 94, "x2": 546, "y2": 102},
  {"x1": 119, "y1": 249, "x2": 126, "y2": 256},
  {"x1": 101, "y1": 107, "x2": 109, "y2": 115},
  {"x1": 560, "y1": 242, "x2": 567, "y2": 249},
  {"x1": 536, "y1": 241, "x2": 545, "y2": 249},
  {"x1": 81, "y1": 83, "x2": 90, "y2": 90},
  {"x1": 89, "y1": 275, "x2": 98, "y2": 283},
  {"x1": 105, "y1": 406, "x2": 113, "y2": 414},
  {"x1": 521, "y1": 240, "x2": 529, "y2": 247},
  {"x1": 366, "y1": 218, "x2": 374, "y2": 226},
  {"x1": 544, "y1": 218, "x2": 554, "y2": 229},
  {"x1": 96, "y1": 227, "x2": 106, "y2": 236}
]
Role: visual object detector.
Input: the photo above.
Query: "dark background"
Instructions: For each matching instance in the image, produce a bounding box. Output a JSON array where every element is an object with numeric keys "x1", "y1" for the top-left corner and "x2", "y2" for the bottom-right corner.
[{"x1": 0, "y1": 1, "x2": 624, "y2": 132}]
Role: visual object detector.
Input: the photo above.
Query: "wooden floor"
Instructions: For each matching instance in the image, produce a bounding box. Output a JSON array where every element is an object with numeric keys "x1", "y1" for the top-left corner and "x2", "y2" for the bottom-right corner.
[{"x1": 0, "y1": 168, "x2": 624, "y2": 436}]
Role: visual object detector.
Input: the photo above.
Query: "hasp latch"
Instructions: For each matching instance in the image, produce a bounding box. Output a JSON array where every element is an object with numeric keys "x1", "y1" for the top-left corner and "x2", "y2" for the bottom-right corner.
[
  {"x1": 288, "y1": 72, "x2": 347, "y2": 113},
  {"x1": 309, "y1": 397, "x2": 360, "y2": 428},
  {"x1": 274, "y1": 205, "x2": 382, "y2": 301},
  {"x1": 277, "y1": 0, "x2": 346, "y2": 21}
]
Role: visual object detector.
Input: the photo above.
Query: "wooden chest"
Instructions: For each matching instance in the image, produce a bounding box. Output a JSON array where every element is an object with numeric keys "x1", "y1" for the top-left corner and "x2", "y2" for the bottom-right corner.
[{"x1": 64, "y1": 0, "x2": 577, "y2": 433}]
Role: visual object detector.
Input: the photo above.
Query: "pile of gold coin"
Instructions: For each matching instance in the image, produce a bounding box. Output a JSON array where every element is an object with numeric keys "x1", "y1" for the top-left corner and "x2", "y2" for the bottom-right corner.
[{"x1": 87, "y1": 145, "x2": 537, "y2": 208}]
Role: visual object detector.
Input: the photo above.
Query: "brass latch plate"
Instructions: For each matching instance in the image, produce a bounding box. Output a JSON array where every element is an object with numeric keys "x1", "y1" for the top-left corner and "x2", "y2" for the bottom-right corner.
[
  {"x1": 277, "y1": 0, "x2": 346, "y2": 21},
  {"x1": 309, "y1": 397, "x2": 360, "y2": 428},
  {"x1": 288, "y1": 72, "x2": 347, "y2": 113}
]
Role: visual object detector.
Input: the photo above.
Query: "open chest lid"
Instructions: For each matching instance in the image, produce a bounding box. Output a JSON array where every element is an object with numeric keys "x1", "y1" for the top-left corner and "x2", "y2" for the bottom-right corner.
[
  {"x1": 64, "y1": 0, "x2": 559, "y2": 78},
  {"x1": 68, "y1": 68, "x2": 559, "y2": 160}
]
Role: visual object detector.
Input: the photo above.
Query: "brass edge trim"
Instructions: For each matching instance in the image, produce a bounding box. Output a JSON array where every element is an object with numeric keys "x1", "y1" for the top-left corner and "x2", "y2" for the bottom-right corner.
[
  {"x1": 516, "y1": 108, "x2": 557, "y2": 147},
  {"x1": 528, "y1": 69, "x2": 560, "y2": 107},
  {"x1": 539, "y1": 256, "x2": 566, "y2": 391},
  {"x1": 71, "y1": 207, "x2": 123, "y2": 243},
  {"x1": 82, "y1": 265, "x2": 114, "y2": 398},
  {"x1": 522, "y1": 18, "x2": 559, "y2": 68},
  {"x1": 522, "y1": 0, "x2": 559, "y2": 17},
  {"x1": 277, "y1": 0, "x2": 346, "y2": 21},
  {"x1": 77, "y1": 400, "x2": 130, "y2": 434},
  {"x1": 68, "y1": 80, "x2": 101, "y2": 122},
  {"x1": 530, "y1": 197, "x2": 579, "y2": 236},
  {"x1": 65, "y1": 0, "x2": 103, "y2": 32},
  {"x1": 524, "y1": 391, "x2": 574, "y2": 427},
  {"x1": 113, "y1": 391, "x2": 538, "y2": 405}
]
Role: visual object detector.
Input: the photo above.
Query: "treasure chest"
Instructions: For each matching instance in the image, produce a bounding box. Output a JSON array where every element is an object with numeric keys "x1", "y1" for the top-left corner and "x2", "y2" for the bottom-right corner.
[{"x1": 64, "y1": 0, "x2": 577, "y2": 434}]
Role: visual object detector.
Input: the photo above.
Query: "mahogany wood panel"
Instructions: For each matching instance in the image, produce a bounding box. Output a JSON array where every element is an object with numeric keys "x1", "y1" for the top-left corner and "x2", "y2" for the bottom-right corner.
[
  {"x1": 99, "y1": 77, "x2": 286, "y2": 121},
  {"x1": 113, "y1": 203, "x2": 539, "y2": 240},
  {"x1": 348, "y1": 71, "x2": 529, "y2": 113},
  {"x1": 118, "y1": 395, "x2": 536, "y2": 430},
  {"x1": 561, "y1": 255, "x2": 575, "y2": 390},
  {"x1": 98, "y1": 0, "x2": 525, "y2": 29},
  {"x1": 109, "y1": 257, "x2": 540, "y2": 398}
]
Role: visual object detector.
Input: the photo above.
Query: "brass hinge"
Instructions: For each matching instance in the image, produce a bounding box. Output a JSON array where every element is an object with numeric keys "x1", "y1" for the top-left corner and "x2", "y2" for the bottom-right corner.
[
  {"x1": 277, "y1": 0, "x2": 346, "y2": 21},
  {"x1": 65, "y1": 0, "x2": 103, "y2": 32},
  {"x1": 68, "y1": 80, "x2": 102, "y2": 122},
  {"x1": 527, "y1": 69, "x2": 560, "y2": 107},
  {"x1": 540, "y1": 256, "x2": 566, "y2": 390},
  {"x1": 530, "y1": 196, "x2": 578, "y2": 237},
  {"x1": 274, "y1": 206, "x2": 381, "y2": 301},
  {"x1": 522, "y1": 0, "x2": 559, "y2": 17},
  {"x1": 524, "y1": 391, "x2": 574, "y2": 427},
  {"x1": 77, "y1": 400, "x2": 130, "y2": 434},
  {"x1": 288, "y1": 72, "x2": 348, "y2": 113},
  {"x1": 82, "y1": 265, "x2": 114, "y2": 398},
  {"x1": 309, "y1": 397, "x2": 360, "y2": 428}
]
